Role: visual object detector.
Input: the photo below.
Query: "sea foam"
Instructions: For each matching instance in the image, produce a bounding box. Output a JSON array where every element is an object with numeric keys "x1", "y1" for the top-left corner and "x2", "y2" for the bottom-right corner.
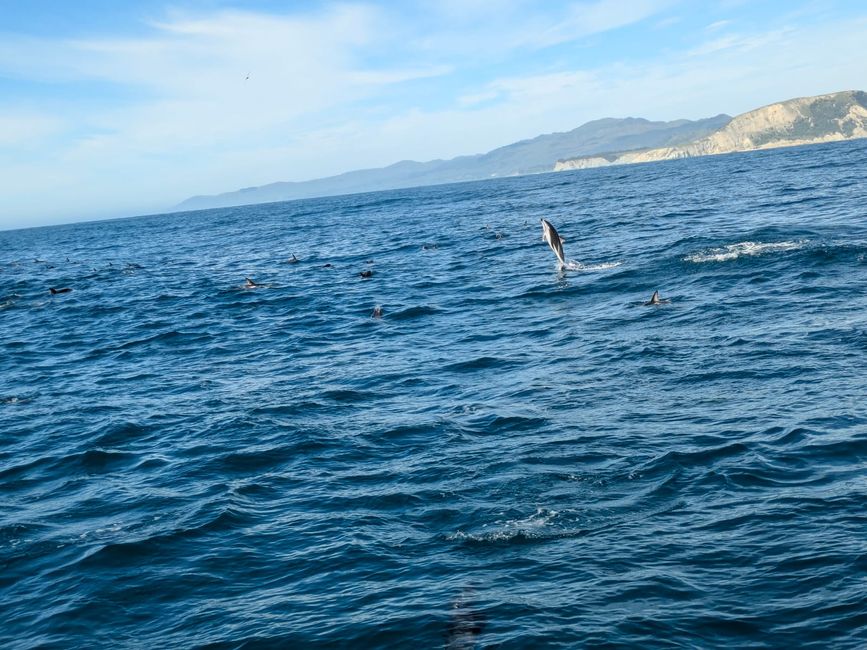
[{"x1": 684, "y1": 240, "x2": 807, "y2": 263}]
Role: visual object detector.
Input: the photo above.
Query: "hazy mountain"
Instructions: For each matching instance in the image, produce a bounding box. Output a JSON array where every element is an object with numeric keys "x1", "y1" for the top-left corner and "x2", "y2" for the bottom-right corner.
[
  {"x1": 555, "y1": 90, "x2": 867, "y2": 171},
  {"x1": 176, "y1": 114, "x2": 731, "y2": 211}
]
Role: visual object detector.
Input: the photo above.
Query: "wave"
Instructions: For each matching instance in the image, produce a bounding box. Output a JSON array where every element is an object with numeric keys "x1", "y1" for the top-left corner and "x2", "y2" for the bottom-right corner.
[
  {"x1": 4, "y1": 137, "x2": 867, "y2": 648},
  {"x1": 0, "y1": 294, "x2": 20, "y2": 310},
  {"x1": 322, "y1": 388, "x2": 377, "y2": 403},
  {"x1": 459, "y1": 413, "x2": 549, "y2": 435},
  {"x1": 564, "y1": 260, "x2": 623, "y2": 271},
  {"x1": 447, "y1": 508, "x2": 570, "y2": 544},
  {"x1": 1, "y1": 395, "x2": 32, "y2": 405},
  {"x1": 442, "y1": 356, "x2": 516, "y2": 373},
  {"x1": 389, "y1": 305, "x2": 441, "y2": 320},
  {"x1": 684, "y1": 240, "x2": 807, "y2": 263}
]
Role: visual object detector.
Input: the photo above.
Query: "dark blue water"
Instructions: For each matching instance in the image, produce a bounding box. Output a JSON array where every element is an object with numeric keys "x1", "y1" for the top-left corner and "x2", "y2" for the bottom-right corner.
[{"x1": 2, "y1": 140, "x2": 867, "y2": 648}]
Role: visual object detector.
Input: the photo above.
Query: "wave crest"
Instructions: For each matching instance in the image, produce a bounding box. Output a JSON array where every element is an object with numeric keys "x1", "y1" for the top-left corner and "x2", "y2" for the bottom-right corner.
[
  {"x1": 684, "y1": 240, "x2": 806, "y2": 263},
  {"x1": 564, "y1": 260, "x2": 623, "y2": 271}
]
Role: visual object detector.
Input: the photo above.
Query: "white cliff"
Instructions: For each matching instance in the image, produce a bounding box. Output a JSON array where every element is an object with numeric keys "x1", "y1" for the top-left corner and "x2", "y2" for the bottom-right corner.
[{"x1": 555, "y1": 90, "x2": 867, "y2": 171}]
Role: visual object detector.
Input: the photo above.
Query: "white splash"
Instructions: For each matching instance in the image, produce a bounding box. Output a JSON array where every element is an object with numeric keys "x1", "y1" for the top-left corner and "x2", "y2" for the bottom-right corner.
[
  {"x1": 684, "y1": 240, "x2": 807, "y2": 263},
  {"x1": 447, "y1": 508, "x2": 560, "y2": 542},
  {"x1": 564, "y1": 260, "x2": 623, "y2": 271}
]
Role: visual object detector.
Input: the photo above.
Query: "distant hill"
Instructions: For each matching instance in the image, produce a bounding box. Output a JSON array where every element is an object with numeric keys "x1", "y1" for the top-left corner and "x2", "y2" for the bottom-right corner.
[
  {"x1": 177, "y1": 90, "x2": 867, "y2": 212},
  {"x1": 555, "y1": 90, "x2": 867, "y2": 171},
  {"x1": 176, "y1": 114, "x2": 730, "y2": 211}
]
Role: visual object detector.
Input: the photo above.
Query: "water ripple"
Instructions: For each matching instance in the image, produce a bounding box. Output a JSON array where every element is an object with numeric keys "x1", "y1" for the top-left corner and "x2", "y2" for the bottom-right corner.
[{"x1": 2, "y1": 139, "x2": 867, "y2": 648}]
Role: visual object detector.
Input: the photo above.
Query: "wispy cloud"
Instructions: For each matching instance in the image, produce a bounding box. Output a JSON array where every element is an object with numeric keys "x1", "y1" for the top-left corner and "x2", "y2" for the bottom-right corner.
[
  {"x1": 352, "y1": 65, "x2": 453, "y2": 85},
  {"x1": 532, "y1": 0, "x2": 678, "y2": 47},
  {"x1": 653, "y1": 15, "x2": 682, "y2": 29},
  {"x1": 0, "y1": 113, "x2": 66, "y2": 147},
  {"x1": 705, "y1": 19, "x2": 732, "y2": 32},
  {"x1": 457, "y1": 90, "x2": 501, "y2": 107},
  {"x1": 687, "y1": 27, "x2": 793, "y2": 57},
  {"x1": 0, "y1": 4, "x2": 459, "y2": 222},
  {"x1": 408, "y1": 0, "x2": 677, "y2": 59}
]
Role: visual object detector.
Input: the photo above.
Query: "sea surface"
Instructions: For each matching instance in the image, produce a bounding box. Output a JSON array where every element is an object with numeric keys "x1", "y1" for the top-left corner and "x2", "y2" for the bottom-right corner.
[{"x1": 2, "y1": 139, "x2": 867, "y2": 648}]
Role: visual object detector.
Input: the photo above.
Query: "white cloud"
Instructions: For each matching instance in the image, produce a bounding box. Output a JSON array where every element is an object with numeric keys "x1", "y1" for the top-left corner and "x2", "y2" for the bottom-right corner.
[
  {"x1": 0, "y1": 4, "x2": 456, "y2": 225},
  {"x1": 458, "y1": 90, "x2": 502, "y2": 107},
  {"x1": 407, "y1": 0, "x2": 677, "y2": 60},
  {"x1": 688, "y1": 34, "x2": 742, "y2": 56},
  {"x1": 535, "y1": 0, "x2": 678, "y2": 47},
  {"x1": 687, "y1": 27, "x2": 793, "y2": 57},
  {"x1": 450, "y1": 15, "x2": 867, "y2": 130},
  {"x1": 0, "y1": 113, "x2": 66, "y2": 147},
  {"x1": 351, "y1": 65, "x2": 453, "y2": 85},
  {"x1": 0, "y1": 5, "x2": 446, "y2": 150},
  {"x1": 653, "y1": 15, "x2": 682, "y2": 29},
  {"x1": 705, "y1": 19, "x2": 732, "y2": 32}
]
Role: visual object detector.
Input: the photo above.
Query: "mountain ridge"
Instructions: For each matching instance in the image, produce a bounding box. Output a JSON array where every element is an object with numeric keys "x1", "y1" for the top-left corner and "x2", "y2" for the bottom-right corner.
[
  {"x1": 176, "y1": 114, "x2": 730, "y2": 211},
  {"x1": 177, "y1": 90, "x2": 867, "y2": 212}
]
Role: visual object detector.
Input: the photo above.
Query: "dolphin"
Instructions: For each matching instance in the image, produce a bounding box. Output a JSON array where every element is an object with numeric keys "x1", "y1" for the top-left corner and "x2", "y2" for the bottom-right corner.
[
  {"x1": 49, "y1": 287, "x2": 72, "y2": 294},
  {"x1": 540, "y1": 218, "x2": 566, "y2": 266},
  {"x1": 644, "y1": 290, "x2": 670, "y2": 306},
  {"x1": 372, "y1": 305, "x2": 383, "y2": 318},
  {"x1": 244, "y1": 277, "x2": 262, "y2": 289},
  {"x1": 359, "y1": 270, "x2": 373, "y2": 279},
  {"x1": 445, "y1": 589, "x2": 485, "y2": 650}
]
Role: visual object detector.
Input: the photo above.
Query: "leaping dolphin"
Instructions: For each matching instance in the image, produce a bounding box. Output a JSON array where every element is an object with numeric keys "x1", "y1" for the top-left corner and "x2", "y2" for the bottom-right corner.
[{"x1": 540, "y1": 218, "x2": 566, "y2": 266}]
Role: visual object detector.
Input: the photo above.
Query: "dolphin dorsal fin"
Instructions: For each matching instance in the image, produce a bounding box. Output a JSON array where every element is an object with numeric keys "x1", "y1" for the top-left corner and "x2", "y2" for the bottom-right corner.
[{"x1": 651, "y1": 290, "x2": 659, "y2": 303}]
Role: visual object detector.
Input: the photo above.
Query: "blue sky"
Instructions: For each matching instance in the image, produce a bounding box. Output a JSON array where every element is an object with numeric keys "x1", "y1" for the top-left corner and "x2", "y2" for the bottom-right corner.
[{"x1": 1, "y1": 0, "x2": 866, "y2": 229}]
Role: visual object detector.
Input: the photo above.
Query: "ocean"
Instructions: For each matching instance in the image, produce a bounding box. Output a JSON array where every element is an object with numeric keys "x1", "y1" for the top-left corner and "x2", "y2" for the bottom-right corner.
[{"x1": 2, "y1": 139, "x2": 866, "y2": 648}]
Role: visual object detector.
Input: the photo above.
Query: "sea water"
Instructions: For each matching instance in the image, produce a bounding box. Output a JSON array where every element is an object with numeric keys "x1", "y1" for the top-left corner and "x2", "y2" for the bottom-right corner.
[{"x1": 2, "y1": 139, "x2": 866, "y2": 648}]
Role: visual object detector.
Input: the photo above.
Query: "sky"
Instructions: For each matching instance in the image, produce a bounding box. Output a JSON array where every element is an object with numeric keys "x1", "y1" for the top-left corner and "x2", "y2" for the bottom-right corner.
[{"x1": 1, "y1": 0, "x2": 866, "y2": 230}]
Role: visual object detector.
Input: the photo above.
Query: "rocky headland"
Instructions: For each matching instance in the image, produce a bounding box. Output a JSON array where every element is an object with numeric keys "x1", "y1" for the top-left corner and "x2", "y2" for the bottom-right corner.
[{"x1": 555, "y1": 90, "x2": 867, "y2": 171}]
